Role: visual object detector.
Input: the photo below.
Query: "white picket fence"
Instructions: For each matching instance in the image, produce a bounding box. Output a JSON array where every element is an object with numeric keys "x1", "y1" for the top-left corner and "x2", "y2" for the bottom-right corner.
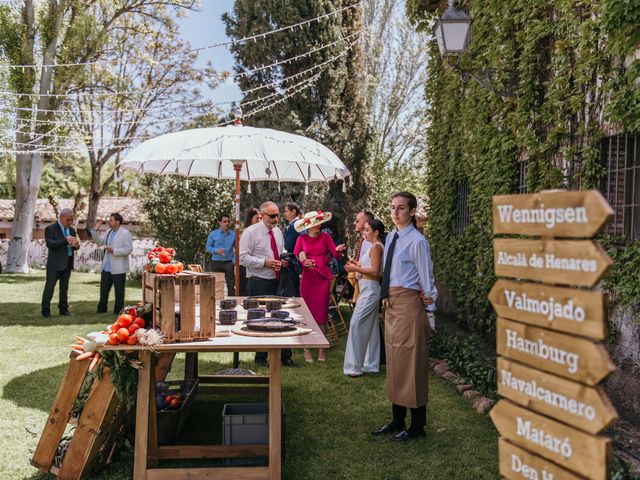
[{"x1": 0, "y1": 238, "x2": 156, "y2": 274}]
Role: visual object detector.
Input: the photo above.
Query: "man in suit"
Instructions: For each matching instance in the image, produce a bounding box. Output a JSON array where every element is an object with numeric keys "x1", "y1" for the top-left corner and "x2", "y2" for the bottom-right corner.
[
  {"x1": 240, "y1": 201, "x2": 294, "y2": 367},
  {"x1": 90, "y1": 212, "x2": 133, "y2": 314},
  {"x1": 41, "y1": 208, "x2": 79, "y2": 318}
]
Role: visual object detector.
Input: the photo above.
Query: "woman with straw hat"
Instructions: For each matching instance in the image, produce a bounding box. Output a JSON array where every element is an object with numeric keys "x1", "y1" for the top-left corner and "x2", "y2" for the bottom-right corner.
[{"x1": 294, "y1": 210, "x2": 346, "y2": 362}]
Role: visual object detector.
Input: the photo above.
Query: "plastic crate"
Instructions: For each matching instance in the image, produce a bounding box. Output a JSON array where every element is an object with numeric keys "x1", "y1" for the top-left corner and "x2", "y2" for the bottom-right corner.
[
  {"x1": 156, "y1": 379, "x2": 199, "y2": 445},
  {"x1": 222, "y1": 403, "x2": 285, "y2": 465}
]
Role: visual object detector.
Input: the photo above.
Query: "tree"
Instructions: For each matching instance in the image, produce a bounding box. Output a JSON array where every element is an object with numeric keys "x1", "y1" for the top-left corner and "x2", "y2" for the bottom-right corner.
[
  {"x1": 70, "y1": 11, "x2": 222, "y2": 230},
  {"x1": 140, "y1": 176, "x2": 234, "y2": 264},
  {"x1": 223, "y1": 0, "x2": 370, "y2": 238},
  {"x1": 0, "y1": 0, "x2": 197, "y2": 273}
]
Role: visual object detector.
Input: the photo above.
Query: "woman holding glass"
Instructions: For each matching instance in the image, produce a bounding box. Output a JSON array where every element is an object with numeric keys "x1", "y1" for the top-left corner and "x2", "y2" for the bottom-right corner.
[
  {"x1": 294, "y1": 211, "x2": 346, "y2": 363},
  {"x1": 343, "y1": 219, "x2": 385, "y2": 377}
]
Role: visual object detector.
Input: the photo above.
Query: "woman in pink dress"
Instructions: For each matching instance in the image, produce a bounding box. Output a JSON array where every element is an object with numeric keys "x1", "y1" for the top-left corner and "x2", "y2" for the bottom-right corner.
[{"x1": 294, "y1": 211, "x2": 346, "y2": 362}]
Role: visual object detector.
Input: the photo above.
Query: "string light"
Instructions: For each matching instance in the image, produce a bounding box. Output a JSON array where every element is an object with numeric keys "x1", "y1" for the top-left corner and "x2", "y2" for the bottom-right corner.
[
  {"x1": 2, "y1": 71, "x2": 323, "y2": 155},
  {"x1": 0, "y1": 3, "x2": 362, "y2": 70}
]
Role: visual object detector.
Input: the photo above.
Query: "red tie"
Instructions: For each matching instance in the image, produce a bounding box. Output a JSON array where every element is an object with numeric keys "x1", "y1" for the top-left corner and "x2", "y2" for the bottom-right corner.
[{"x1": 268, "y1": 230, "x2": 281, "y2": 281}]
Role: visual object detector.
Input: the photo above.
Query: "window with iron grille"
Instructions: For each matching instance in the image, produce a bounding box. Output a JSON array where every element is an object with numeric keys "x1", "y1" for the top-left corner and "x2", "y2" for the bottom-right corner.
[
  {"x1": 517, "y1": 159, "x2": 529, "y2": 194},
  {"x1": 454, "y1": 181, "x2": 471, "y2": 234},
  {"x1": 599, "y1": 134, "x2": 640, "y2": 239}
]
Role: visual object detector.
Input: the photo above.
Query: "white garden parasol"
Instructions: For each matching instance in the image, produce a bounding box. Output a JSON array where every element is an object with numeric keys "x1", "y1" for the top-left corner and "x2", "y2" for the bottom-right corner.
[{"x1": 120, "y1": 125, "x2": 350, "y2": 294}]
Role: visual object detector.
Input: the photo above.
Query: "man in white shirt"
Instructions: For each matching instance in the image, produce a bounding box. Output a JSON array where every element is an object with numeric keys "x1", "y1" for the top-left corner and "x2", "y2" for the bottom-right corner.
[
  {"x1": 90, "y1": 212, "x2": 133, "y2": 314},
  {"x1": 239, "y1": 201, "x2": 293, "y2": 367}
]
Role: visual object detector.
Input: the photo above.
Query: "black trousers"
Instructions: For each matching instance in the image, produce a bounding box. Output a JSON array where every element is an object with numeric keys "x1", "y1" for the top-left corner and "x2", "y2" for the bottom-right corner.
[
  {"x1": 97, "y1": 270, "x2": 127, "y2": 314},
  {"x1": 41, "y1": 259, "x2": 72, "y2": 316},
  {"x1": 392, "y1": 403, "x2": 427, "y2": 432},
  {"x1": 249, "y1": 277, "x2": 292, "y2": 362},
  {"x1": 210, "y1": 260, "x2": 236, "y2": 295}
]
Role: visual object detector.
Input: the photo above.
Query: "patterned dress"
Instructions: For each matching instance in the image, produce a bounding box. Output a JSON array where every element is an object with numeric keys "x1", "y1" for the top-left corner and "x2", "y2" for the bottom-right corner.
[{"x1": 294, "y1": 232, "x2": 342, "y2": 326}]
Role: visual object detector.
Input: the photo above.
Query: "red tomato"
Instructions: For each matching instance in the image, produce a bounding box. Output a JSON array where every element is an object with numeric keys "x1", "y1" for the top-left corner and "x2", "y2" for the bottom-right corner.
[
  {"x1": 165, "y1": 263, "x2": 178, "y2": 274},
  {"x1": 110, "y1": 323, "x2": 119, "y2": 333},
  {"x1": 176, "y1": 262, "x2": 184, "y2": 273},
  {"x1": 117, "y1": 314, "x2": 133, "y2": 327},
  {"x1": 147, "y1": 252, "x2": 155, "y2": 260},
  {"x1": 164, "y1": 395, "x2": 174, "y2": 405},
  {"x1": 169, "y1": 398, "x2": 180, "y2": 409},
  {"x1": 158, "y1": 251, "x2": 172, "y2": 264},
  {"x1": 127, "y1": 308, "x2": 137, "y2": 316},
  {"x1": 166, "y1": 248, "x2": 175, "y2": 255},
  {"x1": 126, "y1": 335, "x2": 138, "y2": 345},
  {"x1": 154, "y1": 263, "x2": 167, "y2": 274},
  {"x1": 134, "y1": 317, "x2": 145, "y2": 327},
  {"x1": 108, "y1": 333, "x2": 120, "y2": 345},
  {"x1": 128, "y1": 324, "x2": 140, "y2": 334},
  {"x1": 144, "y1": 265, "x2": 150, "y2": 272},
  {"x1": 116, "y1": 327, "x2": 130, "y2": 341}
]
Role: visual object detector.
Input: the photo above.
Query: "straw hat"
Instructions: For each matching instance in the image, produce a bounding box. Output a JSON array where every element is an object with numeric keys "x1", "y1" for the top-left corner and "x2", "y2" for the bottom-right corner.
[{"x1": 295, "y1": 210, "x2": 333, "y2": 232}]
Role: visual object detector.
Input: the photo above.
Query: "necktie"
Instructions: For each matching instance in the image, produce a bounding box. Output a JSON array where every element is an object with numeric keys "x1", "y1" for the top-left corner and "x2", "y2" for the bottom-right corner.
[
  {"x1": 64, "y1": 226, "x2": 73, "y2": 256},
  {"x1": 355, "y1": 238, "x2": 363, "y2": 261},
  {"x1": 380, "y1": 232, "x2": 399, "y2": 299},
  {"x1": 268, "y1": 229, "x2": 281, "y2": 281}
]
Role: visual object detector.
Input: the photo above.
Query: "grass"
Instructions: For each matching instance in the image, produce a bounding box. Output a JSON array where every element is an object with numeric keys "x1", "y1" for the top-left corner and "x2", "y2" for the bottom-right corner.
[{"x1": 0, "y1": 271, "x2": 498, "y2": 479}]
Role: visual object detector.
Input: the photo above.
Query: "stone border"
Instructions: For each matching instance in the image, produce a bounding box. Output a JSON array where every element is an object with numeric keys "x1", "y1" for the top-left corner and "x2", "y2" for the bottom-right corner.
[{"x1": 430, "y1": 358, "x2": 496, "y2": 414}]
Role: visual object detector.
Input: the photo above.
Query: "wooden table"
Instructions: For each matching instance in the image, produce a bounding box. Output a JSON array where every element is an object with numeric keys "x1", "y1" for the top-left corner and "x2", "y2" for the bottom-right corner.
[{"x1": 101, "y1": 297, "x2": 328, "y2": 480}]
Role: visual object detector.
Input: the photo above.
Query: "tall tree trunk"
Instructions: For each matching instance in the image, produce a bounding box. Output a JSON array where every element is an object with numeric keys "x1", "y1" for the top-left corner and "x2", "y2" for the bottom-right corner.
[
  {"x1": 6, "y1": 152, "x2": 44, "y2": 272},
  {"x1": 5, "y1": 0, "x2": 65, "y2": 272}
]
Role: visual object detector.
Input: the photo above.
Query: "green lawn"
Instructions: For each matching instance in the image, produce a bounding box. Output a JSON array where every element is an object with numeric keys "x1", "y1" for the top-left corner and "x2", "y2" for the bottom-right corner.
[{"x1": 0, "y1": 271, "x2": 498, "y2": 479}]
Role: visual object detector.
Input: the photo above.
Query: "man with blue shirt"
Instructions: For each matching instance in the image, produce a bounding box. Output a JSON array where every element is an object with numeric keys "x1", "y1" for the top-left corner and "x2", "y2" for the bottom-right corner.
[
  {"x1": 41, "y1": 209, "x2": 79, "y2": 318},
  {"x1": 206, "y1": 214, "x2": 236, "y2": 295},
  {"x1": 90, "y1": 212, "x2": 133, "y2": 314},
  {"x1": 283, "y1": 202, "x2": 303, "y2": 252}
]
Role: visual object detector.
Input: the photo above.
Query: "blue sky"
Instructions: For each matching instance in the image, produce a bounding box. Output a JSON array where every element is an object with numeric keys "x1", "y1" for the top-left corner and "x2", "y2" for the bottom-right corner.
[{"x1": 177, "y1": 0, "x2": 242, "y2": 105}]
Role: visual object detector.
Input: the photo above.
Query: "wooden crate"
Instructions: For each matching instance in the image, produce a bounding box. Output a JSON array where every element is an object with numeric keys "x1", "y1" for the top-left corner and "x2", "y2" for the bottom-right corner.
[
  {"x1": 143, "y1": 271, "x2": 225, "y2": 305},
  {"x1": 142, "y1": 272, "x2": 217, "y2": 343},
  {"x1": 31, "y1": 353, "x2": 129, "y2": 480}
]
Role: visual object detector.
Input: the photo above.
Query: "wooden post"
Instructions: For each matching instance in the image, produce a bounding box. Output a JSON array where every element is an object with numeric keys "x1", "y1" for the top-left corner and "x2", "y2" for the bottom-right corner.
[
  {"x1": 134, "y1": 350, "x2": 153, "y2": 480},
  {"x1": 233, "y1": 160, "x2": 243, "y2": 296},
  {"x1": 269, "y1": 349, "x2": 282, "y2": 480}
]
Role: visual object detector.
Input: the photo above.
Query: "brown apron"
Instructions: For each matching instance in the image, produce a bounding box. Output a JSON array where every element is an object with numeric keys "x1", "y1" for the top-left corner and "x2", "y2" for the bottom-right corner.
[{"x1": 383, "y1": 287, "x2": 429, "y2": 408}]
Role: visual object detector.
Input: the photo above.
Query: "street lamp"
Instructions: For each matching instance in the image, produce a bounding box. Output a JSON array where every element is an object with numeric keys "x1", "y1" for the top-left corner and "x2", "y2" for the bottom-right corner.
[{"x1": 433, "y1": 0, "x2": 472, "y2": 57}]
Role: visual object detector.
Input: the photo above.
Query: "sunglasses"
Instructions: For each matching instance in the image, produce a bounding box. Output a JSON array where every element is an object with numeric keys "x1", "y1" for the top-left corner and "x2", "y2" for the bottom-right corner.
[{"x1": 263, "y1": 213, "x2": 279, "y2": 219}]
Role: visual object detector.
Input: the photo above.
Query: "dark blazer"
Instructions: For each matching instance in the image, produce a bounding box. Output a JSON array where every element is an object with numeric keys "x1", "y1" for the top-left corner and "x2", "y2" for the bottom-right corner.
[{"x1": 45, "y1": 222, "x2": 77, "y2": 271}]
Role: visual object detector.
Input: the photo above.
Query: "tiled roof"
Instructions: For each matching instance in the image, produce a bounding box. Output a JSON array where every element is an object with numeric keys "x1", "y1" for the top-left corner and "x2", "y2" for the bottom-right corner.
[{"x1": 0, "y1": 197, "x2": 146, "y2": 224}]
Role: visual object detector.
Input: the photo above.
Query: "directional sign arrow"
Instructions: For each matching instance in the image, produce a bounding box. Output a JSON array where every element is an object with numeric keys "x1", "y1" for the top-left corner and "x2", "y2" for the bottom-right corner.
[
  {"x1": 493, "y1": 238, "x2": 613, "y2": 287},
  {"x1": 490, "y1": 400, "x2": 611, "y2": 479},
  {"x1": 496, "y1": 318, "x2": 616, "y2": 386},
  {"x1": 493, "y1": 190, "x2": 614, "y2": 237},
  {"x1": 499, "y1": 438, "x2": 585, "y2": 480},
  {"x1": 489, "y1": 279, "x2": 607, "y2": 339},
  {"x1": 498, "y1": 357, "x2": 618, "y2": 434}
]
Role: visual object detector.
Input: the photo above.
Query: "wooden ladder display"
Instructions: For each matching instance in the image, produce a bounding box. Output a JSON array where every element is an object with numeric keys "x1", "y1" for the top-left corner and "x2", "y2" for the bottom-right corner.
[{"x1": 31, "y1": 353, "x2": 129, "y2": 480}]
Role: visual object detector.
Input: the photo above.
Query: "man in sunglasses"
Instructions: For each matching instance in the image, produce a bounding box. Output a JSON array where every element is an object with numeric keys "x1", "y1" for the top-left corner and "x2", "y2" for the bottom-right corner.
[{"x1": 239, "y1": 201, "x2": 294, "y2": 367}]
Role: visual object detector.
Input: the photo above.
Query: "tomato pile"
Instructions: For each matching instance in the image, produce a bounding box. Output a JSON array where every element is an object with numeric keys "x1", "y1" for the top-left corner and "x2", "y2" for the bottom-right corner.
[
  {"x1": 145, "y1": 246, "x2": 184, "y2": 274},
  {"x1": 156, "y1": 382, "x2": 185, "y2": 410},
  {"x1": 106, "y1": 311, "x2": 146, "y2": 346}
]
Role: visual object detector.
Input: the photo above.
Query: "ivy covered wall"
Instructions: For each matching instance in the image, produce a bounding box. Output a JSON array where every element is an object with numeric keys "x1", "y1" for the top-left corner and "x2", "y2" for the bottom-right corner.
[{"x1": 408, "y1": 0, "x2": 640, "y2": 335}]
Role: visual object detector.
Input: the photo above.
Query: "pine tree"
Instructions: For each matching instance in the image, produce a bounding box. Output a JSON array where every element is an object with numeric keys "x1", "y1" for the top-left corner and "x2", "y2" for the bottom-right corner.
[{"x1": 223, "y1": 0, "x2": 370, "y2": 238}]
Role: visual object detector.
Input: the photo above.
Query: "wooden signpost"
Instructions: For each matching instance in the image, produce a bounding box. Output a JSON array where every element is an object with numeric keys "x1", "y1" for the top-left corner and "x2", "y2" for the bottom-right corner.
[
  {"x1": 490, "y1": 190, "x2": 617, "y2": 480},
  {"x1": 490, "y1": 400, "x2": 610, "y2": 480},
  {"x1": 497, "y1": 358, "x2": 618, "y2": 434},
  {"x1": 493, "y1": 190, "x2": 614, "y2": 237},
  {"x1": 499, "y1": 438, "x2": 585, "y2": 480},
  {"x1": 496, "y1": 318, "x2": 616, "y2": 386},
  {"x1": 489, "y1": 279, "x2": 607, "y2": 339},
  {"x1": 493, "y1": 238, "x2": 613, "y2": 287}
]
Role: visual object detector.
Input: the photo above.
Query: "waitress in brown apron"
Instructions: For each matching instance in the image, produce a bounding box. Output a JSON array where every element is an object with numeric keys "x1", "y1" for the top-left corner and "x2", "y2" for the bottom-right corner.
[{"x1": 371, "y1": 191, "x2": 437, "y2": 441}]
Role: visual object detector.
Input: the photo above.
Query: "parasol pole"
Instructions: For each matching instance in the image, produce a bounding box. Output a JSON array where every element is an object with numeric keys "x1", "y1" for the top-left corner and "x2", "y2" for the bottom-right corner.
[{"x1": 233, "y1": 160, "x2": 242, "y2": 296}]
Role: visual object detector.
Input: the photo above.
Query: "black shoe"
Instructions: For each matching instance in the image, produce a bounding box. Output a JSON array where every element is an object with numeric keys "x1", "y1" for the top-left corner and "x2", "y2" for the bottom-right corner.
[
  {"x1": 60, "y1": 311, "x2": 73, "y2": 316},
  {"x1": 392, "y1": 429, "x2": 426, "y2": 441},
  {"x1": 42, "y1": 313, "x2": 51, "y2": 319},
  {"x1": 371, "y1": 423, "x2": 405, "y2": 436},
  {"x1": 255, "y1": 360, "x2": 268, "y2": 367},
  {"x1": 96, "y1": 309, "x2": 107, "y2": 314},
  {"x1": 282, "y1": 359, "x2": 295, "y2": 367}
]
